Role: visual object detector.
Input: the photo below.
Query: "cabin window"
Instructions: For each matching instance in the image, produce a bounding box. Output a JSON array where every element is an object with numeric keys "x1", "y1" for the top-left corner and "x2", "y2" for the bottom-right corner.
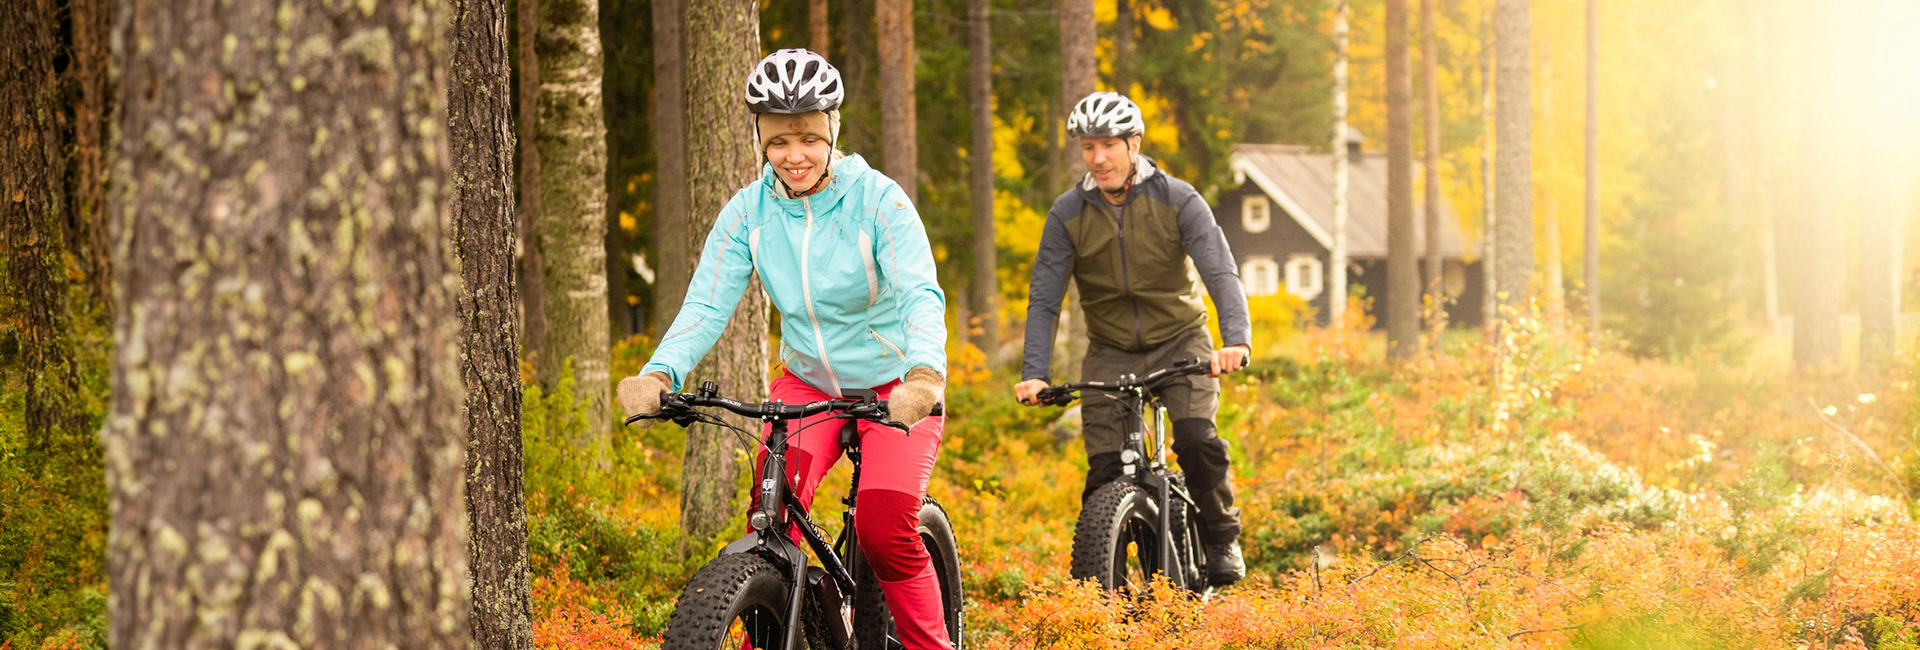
[
  {"x1": 1443, "y1": 260, "x2": 1467, "y2": 297},
  {"x1": 1242, "y1": 195, "x2": 1272, "y2": 233},
  {"x1": 1285, "y1": 255, "x2": 1324, "y2": 301},
  {"x1": 1242, "y1": 256, "x2": 1281, "y2": 296}
]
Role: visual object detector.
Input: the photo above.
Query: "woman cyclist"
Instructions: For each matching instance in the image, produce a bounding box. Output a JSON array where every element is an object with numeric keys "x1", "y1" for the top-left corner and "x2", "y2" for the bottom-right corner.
[{"x1": 617, "y1": 49, "x2": 953, "y2": 650}]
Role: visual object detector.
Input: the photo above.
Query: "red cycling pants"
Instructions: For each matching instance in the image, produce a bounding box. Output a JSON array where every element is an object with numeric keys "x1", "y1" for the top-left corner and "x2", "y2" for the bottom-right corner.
[{"x1": 750, "y1": 371, "x2": 952, "y2": 650}]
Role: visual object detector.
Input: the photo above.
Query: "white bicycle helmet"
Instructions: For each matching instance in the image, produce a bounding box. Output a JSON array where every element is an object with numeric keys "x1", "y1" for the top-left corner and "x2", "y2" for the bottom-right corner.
[
  {"x1": 1067, "y1": 92, "x2": 1146, "y2": 139},
  {"x1": 745, "y1": 49, "x2": 844, "y2": 114}
]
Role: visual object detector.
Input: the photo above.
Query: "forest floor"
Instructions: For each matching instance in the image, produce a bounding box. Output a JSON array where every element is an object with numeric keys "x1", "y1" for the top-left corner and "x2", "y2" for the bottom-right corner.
[{"x1": 527, "y1": 314, "x2": 1920, "y2": 649}]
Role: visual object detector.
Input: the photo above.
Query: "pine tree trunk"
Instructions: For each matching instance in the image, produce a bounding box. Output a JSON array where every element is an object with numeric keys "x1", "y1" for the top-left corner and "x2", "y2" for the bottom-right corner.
[
  {"x1": 1493, "y1": 0, "x2": 1534, "y2": 309},
  {"x1": 810, "y1": 0, "x2": 830, "y2": 54},
  {"x1": 2, "y1": 0, "x2": 87, "y2": 473},
  {"x1": 1331, "y1": 0, "x2": 1351, "y2": 325},
  {"x1": 68, "y1": 0, "x2": 114, "y2": 308},
  {"x1": 836, "y1": 0, "x2": 878, "y2": 156},
  {"x1": 680, "y1": 0, "x2": 767, "y2": 549},
  {"x1": 1058, "y1": 0, "x2": 1095, "y2": 188},
  {"x1": 652, "y1": 0, "x2": 689, "y2": 339},
  {"x1": 1856, "y1": 0, "x2": 1904, "y2": 378},
  {"x1": 878, "y1": 0, "x2": 919, "y2": 202},
  {"x1": 453, "y1": 0, "x2": 534, "y2": 646},
  {"x1": 1385, "y1": 0, "x2": 1419, "y2": 359},
  {"x1": 1055, "y1": 0, "x2": 1095, "y2": 376},
  {"x1": 535, "y1": 0, "x2": 612, "y2": 446},
  {"x1": 1791, "y1": 2, "x2": 1840, "y2": 373},
  {"x1": 969, "y1": 0, "x2": 998, "y2": 355},
  {"x1": 1583, "y1": 0, "x2": 1600, "y2": 331},
  {"x1": 106, "y1": 0, "x2": 468, "y2": 643},
  {"x1": 1421, "y1": 0, "x2": 1444, "y2": 317},
  {"x1": 1480, "y1": 5, "x2": 1496, "y2": 329},
  {"x1": 1114, "y1": 0, "x2": 1132, "y2": 92},
  {"x1": 517, "y1": 0, "x2": 547, "y2": 359}
]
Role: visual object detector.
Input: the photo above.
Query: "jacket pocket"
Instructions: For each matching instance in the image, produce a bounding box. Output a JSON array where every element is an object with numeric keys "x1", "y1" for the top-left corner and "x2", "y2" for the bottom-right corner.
[{"x1": 869, "y1": 329, "x2": 905, "y2": 359}]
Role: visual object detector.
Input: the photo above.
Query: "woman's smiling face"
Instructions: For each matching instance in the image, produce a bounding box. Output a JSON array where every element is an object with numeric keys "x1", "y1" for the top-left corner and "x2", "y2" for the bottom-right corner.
[{"x1": 765, "y1": 132, "x2": 831, "y2": 192}]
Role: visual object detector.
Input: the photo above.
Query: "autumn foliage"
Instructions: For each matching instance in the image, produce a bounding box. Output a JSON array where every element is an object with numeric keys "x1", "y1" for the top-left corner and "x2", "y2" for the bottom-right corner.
[{"x1": 519, "y1": 310, "x2": 1920, "y2": 649}]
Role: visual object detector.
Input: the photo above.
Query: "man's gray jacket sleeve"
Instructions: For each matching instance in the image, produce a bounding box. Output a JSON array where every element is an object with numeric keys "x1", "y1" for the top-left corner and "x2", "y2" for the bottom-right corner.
[
  {"x1": 1177, "y1": 192, "x2": 1252, "y2": 348},
  {"x1": 1021, "y1": 200, "x2": 1077, "y2": 381}
]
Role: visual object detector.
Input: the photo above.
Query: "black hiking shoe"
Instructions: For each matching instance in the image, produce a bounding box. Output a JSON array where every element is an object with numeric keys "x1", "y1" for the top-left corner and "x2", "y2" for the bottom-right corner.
[{"x1": 1204, "y1": 539, "x2": 1245, "y2": 587}]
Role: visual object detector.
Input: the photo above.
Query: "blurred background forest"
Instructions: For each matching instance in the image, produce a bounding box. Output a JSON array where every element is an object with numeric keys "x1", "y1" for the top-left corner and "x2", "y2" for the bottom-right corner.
[{"x1": 4, "y1": 0, "x2": 1919, "y2": 647}]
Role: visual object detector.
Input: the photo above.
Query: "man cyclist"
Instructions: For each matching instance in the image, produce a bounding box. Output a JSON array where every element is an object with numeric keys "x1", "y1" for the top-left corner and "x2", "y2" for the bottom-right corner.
[{"x1": 1013, "y1": 91, "x2": 1252, "y2": 587}]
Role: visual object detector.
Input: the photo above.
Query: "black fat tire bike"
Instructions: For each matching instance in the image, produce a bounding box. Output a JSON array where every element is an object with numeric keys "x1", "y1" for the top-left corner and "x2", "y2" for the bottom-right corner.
[
  {"x1": 627, "y1": 382, "x2": 964, "y2": 650},
  {"x1": 1036, "y1": 357, "x2": 1220, "y2": 597}
]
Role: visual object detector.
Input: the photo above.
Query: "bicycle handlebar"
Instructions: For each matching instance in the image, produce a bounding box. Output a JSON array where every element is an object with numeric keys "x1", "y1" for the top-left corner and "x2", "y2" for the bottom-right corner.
[
  {"x1": 622, "y1": 385, "x2": 944, "y2": 430},
  {"x1": 1034, "y1": 356, "x2": 1225, "y2": 407}
]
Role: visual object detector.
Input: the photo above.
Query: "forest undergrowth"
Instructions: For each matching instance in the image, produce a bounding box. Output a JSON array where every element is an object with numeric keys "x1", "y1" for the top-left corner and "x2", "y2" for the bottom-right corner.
[
  {"x1": 523, "y1": 310, "x2": 1920, "y2": 649},
  {"x1": 5, "y1": 308, "x2": 1917, "y2": 649}
]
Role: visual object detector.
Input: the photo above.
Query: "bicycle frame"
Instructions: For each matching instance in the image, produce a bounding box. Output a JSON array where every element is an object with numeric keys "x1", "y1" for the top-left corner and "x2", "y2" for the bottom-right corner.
[
  {"x1": 1109, "y1": 380, "x2": 1200, "y2": 584},
  {"x1": 715, "y1": 416, "x2": 879, "y2": 650},
  {"x1": 1043, "y1": 359, "x2": 1211, "y2": 591}
]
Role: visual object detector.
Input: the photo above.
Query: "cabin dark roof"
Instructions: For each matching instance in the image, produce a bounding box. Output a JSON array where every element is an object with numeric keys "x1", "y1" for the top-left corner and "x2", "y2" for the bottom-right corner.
[{"x1": 1228, "y1": 143, "x2": 1476, "y2": 259}]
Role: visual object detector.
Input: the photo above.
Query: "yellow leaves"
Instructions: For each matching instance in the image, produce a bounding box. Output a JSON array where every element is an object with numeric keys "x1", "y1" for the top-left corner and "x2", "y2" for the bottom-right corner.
[{"x1": 1142, "y1": 5, "x2": 1177, "y2": 31}]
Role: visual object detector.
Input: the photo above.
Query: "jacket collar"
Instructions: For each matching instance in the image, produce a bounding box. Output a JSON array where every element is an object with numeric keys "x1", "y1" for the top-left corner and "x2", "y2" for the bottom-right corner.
[{"x1": 761, "y1": 153, "x2": 867, "y2": 218}]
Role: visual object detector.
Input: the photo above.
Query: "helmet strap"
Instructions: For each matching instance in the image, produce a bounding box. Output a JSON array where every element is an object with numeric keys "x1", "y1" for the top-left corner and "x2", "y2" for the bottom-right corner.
[{"x1": 1102, "y1": 145, "x2": 1139, "y2": 200}]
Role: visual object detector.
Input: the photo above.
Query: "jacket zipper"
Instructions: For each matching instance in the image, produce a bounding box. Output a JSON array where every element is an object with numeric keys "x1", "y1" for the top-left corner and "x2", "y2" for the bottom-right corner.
[
  {"x1": 870, "y1": 329, "x2": 905, "y2": 359},
  {"x1": 1111, "y1": 199, "x2": 1146, "y2": 349},
  {"x1": 800, "y1": 197, "x2": 844, "y2": 396}
]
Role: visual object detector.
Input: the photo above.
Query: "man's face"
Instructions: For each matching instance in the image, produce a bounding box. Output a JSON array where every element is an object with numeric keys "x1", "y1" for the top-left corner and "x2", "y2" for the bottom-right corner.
[{"x1": 1079, "y1": 135, "x2": 1140, "y2": 193}]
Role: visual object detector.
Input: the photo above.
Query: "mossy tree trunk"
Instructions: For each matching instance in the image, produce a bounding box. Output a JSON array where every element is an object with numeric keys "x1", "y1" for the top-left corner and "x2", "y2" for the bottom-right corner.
[
  {"x1": 534, "y1": 0, "x2": 611, "y2": 446},
  {"x1": 2, "y1": 0, "x2": 89, "y2": 475},
  {"x1": 453, "y1": 0, "x2": 534, "y2": 646},
  {"x1": 105, "y1": 0, "x2": 468, "y2": 643},
  {"x1": 679, "y1": 0, "x2": 767, "y2": 550}
]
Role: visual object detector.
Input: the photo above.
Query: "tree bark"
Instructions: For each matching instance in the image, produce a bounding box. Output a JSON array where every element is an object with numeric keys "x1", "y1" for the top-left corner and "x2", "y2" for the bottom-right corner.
[
  {"x1": 517, "y1": 0, "x2": 546, "y2": 359},
  {"x1": 535, "y1": 0, "x2": 612, "y2": 445},
  {"x1": 1493, "y1": 0, "x2": 1534, "y2": 309},
  {"x1": 1857, "y1": 0, "x2": 1904, "y2": 378},
  {"x1": 1058, "y1": 0, "x2": 1097, "y2": 189},
  {"x1": 2, "y1": 0, "x2": 88, "y2": 473},
  {"x1": 652, "y1": 0, "x2": 689, "y2": 340},
  {"x1": 1114, "y1": 0, "x2": 1133, "y2": 92},
  {"x1": 680, "y1": 0, "x2": 767, "y2": 549},
  {"x1": 1480, "y1": 4, "x2": 1496, "y2": 329},
  {"x1": 1583, "y1": 0, "x2": 1600, "y2": 332},
  {"x1": 1054, "y1": 0, "x2": 1095, "y2": 376},
  {"x1": 878, "y1": 0, "x2": 919, "y2": 202},
  {"x1": 969, "y1": 0, "x2": 998, "y2": 354},
  {"x1": 68, "y1": 0, "x2": 114, "y2": 308},
  {"x1": 453, "y1": 0, "x2": 534, "y2": 646},
  {"x1": 107, "y1": 0, "x2": 468, "y2": 643},
  {"x1": 1791, "y1": 2, "x2": 1840, "y2": 372},
  {"x1": 836, "y1": 0, "x2": 878, "y2": 155},
  {"x1": 1331, "y1": 0, "x2": 1351, "y2": 325},
  {"x1": 1385, "y1": 0, "x2": 1418, "y2": 359},
  {"x1": 1421, "y1": 0, "x2": 1444, "y2": 318},
  {"x1": 810, "y1": 0, "x2": 830, "y2": 54}
]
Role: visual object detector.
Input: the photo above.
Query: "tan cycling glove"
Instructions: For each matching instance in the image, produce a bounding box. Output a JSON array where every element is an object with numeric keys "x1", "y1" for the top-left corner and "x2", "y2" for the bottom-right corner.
[
  {"x1": 616, "y1": 372, "x2": 672, "y2": 426},
  {"x1": 888, "y1": 366, "x2": 944, "y2": 427}
]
